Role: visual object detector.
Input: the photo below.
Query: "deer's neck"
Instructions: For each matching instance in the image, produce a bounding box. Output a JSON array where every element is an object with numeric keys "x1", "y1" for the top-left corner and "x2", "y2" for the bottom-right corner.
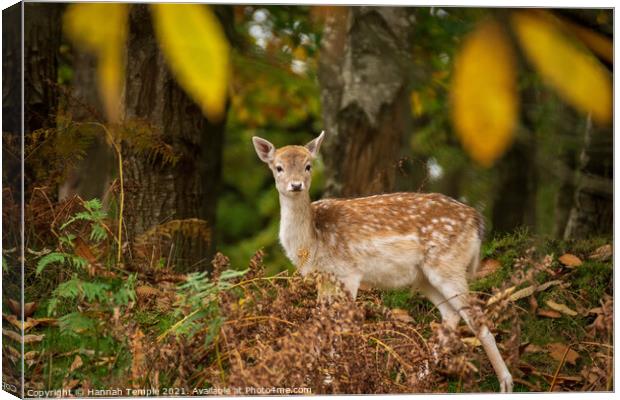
[{"x1": 278, "y1": 192, "x2": 316, "y2": 268}]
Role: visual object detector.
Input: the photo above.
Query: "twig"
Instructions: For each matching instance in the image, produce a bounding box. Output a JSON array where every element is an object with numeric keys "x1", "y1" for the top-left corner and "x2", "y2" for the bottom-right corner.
[
  {"x1": 156, "y1": 309, "x2": 200, "y2": 342},
  {"x1": 214, "y1": 333, "x2": 225, "y2": 382},
  {"x1": 367, "y1": 335, "x2": 414, "y2": 371},
  {"x1": 549, "y1": 344, "x2": 570, "y2": 391},
  {"x1": 223, "y1": 315, "x2": 296, "y2": 327}
]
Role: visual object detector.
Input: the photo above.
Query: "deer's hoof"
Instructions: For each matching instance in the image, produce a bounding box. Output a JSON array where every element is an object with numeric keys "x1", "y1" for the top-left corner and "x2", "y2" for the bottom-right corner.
[{"x1": 499, "y1": 374, "x2": 513, "y2": 392}]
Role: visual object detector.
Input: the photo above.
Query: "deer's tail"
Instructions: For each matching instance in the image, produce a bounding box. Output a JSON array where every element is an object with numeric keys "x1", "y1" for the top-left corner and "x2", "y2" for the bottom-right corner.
[{"x1": 467, "y1": 212, "x2": 485, "y2": 280}]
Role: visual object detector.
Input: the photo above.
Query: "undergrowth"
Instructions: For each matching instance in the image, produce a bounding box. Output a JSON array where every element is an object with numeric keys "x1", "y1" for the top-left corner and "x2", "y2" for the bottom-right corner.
[{"x1": 2, "y1": 189, "x2": 613, "y2": 394}]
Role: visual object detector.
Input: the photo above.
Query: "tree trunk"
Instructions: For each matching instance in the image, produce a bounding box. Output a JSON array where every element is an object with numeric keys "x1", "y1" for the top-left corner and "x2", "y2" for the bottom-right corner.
[
  {"x1": 563, "y1": 117, "x2": 612, "y2": 239},
  {"x1": 491, "y1": 85, "x2": 539, "y2": 235},
  {"x1": 23, "y1": 3, "x2": 62, "y2": 195},
  {"x1": 491, "y1": 130, "x2": 538, "y2": 234},
  {"x1": 121, "y1": 5, "x2": 227, "y2": 271},
  {"x1": 318, "y1": 7, "x2": 415, "y2": 198},
  {"x1": 24, "y1": 3, "x2": 61, "y2": 134},
  {"x1": 2, "y1": 4, "x2": 24, "y2": 396},
  {"x1": 2, "y1": 4, "x2": 22, "y2": 197}
]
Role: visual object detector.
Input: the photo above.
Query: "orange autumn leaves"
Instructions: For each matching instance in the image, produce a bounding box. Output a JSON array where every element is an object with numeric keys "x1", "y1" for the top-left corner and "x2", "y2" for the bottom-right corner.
[
  {"x1": 451, "y1": 10, "x2": 612, "y2": 167},
  {"x1": 64, "y1": 4, "x2": 230, "y2": 123}
]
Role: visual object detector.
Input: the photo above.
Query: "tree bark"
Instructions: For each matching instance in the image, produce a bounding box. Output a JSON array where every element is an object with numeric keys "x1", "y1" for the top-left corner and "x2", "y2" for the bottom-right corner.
[
  {"x1": 318, "y1": 7, "x2": 415, "y2": 198},
  {"x1": 491, "y1": 84, "x2": 539, "y2": 235},
  {"x1": 2, "y1": 4, "x2": 22, "y2": 196},
  {"x1": 23, "y1": 3, "x2": 62, "y2": 195},
  {"x1": 491, "y1": 130, "x2": 538, "y2": 234},
  {"x1": 24, "y1": 3, "x2": 61, "y2": 134},
  {"x1": 563, "y1": 117, "x2": 612, "y2": 239},
  {"x1": 121, "y1": 5, "x2": 227, "y2": 271},
  {"x1": 2, "y1": 4, "x2": 24, "y2": 396}
]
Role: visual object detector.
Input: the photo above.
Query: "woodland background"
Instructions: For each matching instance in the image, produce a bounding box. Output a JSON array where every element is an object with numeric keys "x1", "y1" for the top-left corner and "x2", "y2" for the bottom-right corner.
[{"x1": 1, "y1": 4, "x2": 613, "y2": 395}]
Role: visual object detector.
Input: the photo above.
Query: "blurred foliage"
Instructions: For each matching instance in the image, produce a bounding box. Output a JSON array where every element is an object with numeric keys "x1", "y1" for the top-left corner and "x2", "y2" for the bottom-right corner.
[
  {"x1": 63, "y1": 4, "x2": 128, "y2": 122},
  {"x1": 451, "y1": 19, "x2": 518, "y2": 167},
  {"x1": 64, "y1": 3, "x2": 230, "y2": 122},
  {"x1": 450, "y1": 9, "x2": 611, "y2": 167},
  {"x1": 58, "y1": 5, "x2": 612, "y2": 270},
  {"x1": 214, "y1": 6, "x2": 612, "y2": 269},
  {"x1": 510, "y1": 10, "x2": 612, "y2": 124},
  {"x1": 151, "y1": 4, "x2": 230, "y2": 121}
]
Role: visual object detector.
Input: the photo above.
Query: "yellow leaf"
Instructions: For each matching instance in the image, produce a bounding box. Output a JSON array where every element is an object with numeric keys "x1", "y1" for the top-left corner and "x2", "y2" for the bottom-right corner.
[
  {"x1": 511, "y1": 11, "x2": 611, "y2": 124},
  {"x1": 151, "y1": 4, "x2": 230, "y2": 121},
  {"x1": 545, "y1": 300, "x2": 578, "y2": 317},
  {"x1": 547, "y1": 343, "x2": 580, "y2": 365},
  {"x1": 451, "y1": 20, "x2": 518, "y2": 167},
  {"x1": 461, "y1": 337, "x2": 481, "y2": 347},
  {"x1": 558, "y1": 253, "x2": 583, "y2": 267},
  {"x1": 63, "y1": 4, "x2": 128, "y2": 122},
  {"x1": 69, "y1": 355, "x2": 83, "y2": 373}
]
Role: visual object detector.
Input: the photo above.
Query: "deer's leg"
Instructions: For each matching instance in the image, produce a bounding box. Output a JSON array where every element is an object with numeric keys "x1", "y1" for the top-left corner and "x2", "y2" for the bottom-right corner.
[
  {"x1": 425, "y1": 270, "x2": 513, "y2": 393},
  {"x1": 340, "y1": 274, "x2": 361, "y2": 300},
  {"x1": 419, "y1": 282, "x2": 460, "y2": 330}
]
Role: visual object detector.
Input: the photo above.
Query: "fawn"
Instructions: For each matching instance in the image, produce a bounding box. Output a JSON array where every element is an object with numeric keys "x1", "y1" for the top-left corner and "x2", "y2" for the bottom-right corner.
[{"x1": 252, "y1": 131, "x2": 513, "y2": 392}]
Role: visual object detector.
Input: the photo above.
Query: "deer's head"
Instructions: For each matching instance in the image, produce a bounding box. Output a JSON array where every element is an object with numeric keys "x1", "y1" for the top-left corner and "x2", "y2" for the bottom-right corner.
[{"x1": 252, "y1": 131, "x2": 325, "y2": 197}]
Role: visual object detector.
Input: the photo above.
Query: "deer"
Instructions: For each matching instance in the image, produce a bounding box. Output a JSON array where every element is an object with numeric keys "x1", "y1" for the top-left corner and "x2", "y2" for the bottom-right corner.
[{"x1": 252, "y1": 131, "x2": 513, "y2": 392}]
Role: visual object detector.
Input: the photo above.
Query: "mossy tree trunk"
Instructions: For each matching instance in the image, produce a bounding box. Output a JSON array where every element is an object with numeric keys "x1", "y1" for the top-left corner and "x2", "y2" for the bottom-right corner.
[
  {"x1": 318, "y1": 7, "x2": 415, "y2": 198},
  {"x1": 121, "y1": 5, "x2": 229, "y2": 271}
]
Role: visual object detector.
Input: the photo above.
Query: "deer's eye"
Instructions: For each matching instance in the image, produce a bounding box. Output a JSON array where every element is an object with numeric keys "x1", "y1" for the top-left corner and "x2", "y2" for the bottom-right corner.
[
  {"x1": 305, "y1": 164, "x2": 311, "y2": 172},
  {"x1": 276, "y1": 166, "x2": 284, "y2": 173}
]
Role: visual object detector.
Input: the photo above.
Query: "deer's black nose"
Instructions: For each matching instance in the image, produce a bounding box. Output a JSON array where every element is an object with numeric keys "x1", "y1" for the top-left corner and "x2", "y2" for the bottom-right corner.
[{"x1": 291, "y1": 183, "x2": 303, "y2": 191}]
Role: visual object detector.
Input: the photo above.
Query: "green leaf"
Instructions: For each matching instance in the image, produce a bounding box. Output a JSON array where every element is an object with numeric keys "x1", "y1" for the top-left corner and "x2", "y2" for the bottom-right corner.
[
  {"x1": 151, "y1": 4, "x2": 230, "y2": 121},
  {"x1": 83, "y1": 198, "x2": 103, "y2": 212},
  {"x1": 67, "y1": 255, "x2": 88, "y2": 270},
  {"x1": 54, "y1": 276, "x2": 82, "y2": 300},
  {"x1": 58, "y1": 312, "x2": 97, "y2": 337},
  {"x1": 90, "y1": 224, "x2": 107, "y2": 243},
  {"x1": 219, "y1": 268, "x2": 248, "y2": 281},
  {"x1": 81, "y1": 281, "x2": 111, "y2": 303},
  {"x1": 36, "y1": 252, "x2": 66, "y2": 275}
]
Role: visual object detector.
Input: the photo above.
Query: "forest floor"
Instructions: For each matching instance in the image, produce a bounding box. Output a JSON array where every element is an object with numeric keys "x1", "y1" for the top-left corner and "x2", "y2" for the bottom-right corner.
[{"x1": 4, "y1": 202, "x2": 613, "y2": 395}]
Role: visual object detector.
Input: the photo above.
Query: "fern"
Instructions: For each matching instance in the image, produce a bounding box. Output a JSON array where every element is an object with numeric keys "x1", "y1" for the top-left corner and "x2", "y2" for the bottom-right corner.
[
  {"x1": 59, "y1": 234, "x2": 76, "y2": 247},
  {"x1": 90, "y1": 224, "x2": 107, "y2": 242},
  {"x1": 83, "y1": 198, "x2": 103, "y2": 212},
  {"x1": 36, "y1": 252, "x2": 66, "y2": 275},
  {"x1": 60, "y1": 198, "x2": 108, "y2": 243},
  {"x1": 53, "y1": 275, "x2": 82, "y2": 300},
  {"x1": 80, "y1": 281, "x2": 111, "y2": 303},
  {"x1": 169, "y1": 267, "x2": 248, "y2": 343},
  {"x1": 36, "y1": 252, "x2": 87, "y2": 275},
  {"x1": 58, "y1": 312, "x2": 97, "y2": 337},
  {"x1": 112, "y1": 274, "x2": 137, "y2": 305},
  {"x1": 67, "y1": 254, "x2": 88, "y2": 269},
  {"x1": 48, "y1": 274, "x2": 136, "y2": 315}
]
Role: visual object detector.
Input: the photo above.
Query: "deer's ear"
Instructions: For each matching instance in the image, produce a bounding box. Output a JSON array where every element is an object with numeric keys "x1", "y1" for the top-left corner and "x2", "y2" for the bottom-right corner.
[
  {"x1": 252, "y1": 136, "x2": 275, "y2": 163},
  {"x1": 305, "y1": 130, "x2": 325, "y2": 158}
]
